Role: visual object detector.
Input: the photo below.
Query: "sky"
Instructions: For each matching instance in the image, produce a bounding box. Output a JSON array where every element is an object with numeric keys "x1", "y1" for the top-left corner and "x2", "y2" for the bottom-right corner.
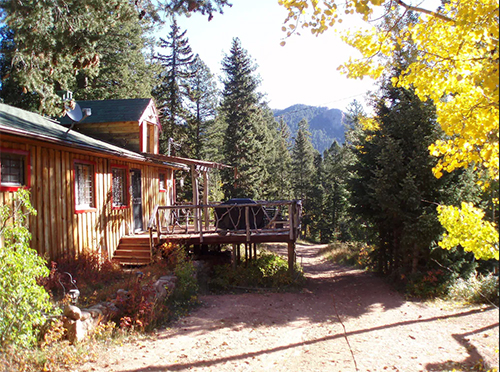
[{"x1": 155, "y1": 0, "x2": 377, "y2": 112}]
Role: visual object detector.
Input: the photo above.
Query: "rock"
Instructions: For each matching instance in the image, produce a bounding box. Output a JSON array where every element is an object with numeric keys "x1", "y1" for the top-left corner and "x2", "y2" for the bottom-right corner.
[
  {"x1": 154, "y1": 275, "x2": 177, "y2": 301},
  {"x1": 63, "y1": 305, "x2": 82, "y2": 320},
  {"x1": 80, "y1": 310, "x2": 91, "y2": 321},
  {"x1": 116, "y1": 289, "x2": 129, "y2": 299}
]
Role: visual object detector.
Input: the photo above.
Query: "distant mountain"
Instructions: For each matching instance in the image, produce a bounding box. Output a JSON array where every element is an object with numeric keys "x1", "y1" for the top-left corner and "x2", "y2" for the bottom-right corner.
[{"x1": 273, "y1": 104, "x2": 346, "y2": 154}]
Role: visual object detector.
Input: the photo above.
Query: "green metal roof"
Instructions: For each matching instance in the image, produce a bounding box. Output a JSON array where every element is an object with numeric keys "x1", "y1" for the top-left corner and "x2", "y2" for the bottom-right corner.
[{"x1": 58, "y1": 98, "x2": 155, "y2": 125}]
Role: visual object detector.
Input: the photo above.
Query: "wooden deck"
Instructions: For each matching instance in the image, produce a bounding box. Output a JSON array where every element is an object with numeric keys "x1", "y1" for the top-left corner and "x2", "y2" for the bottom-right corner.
[{"x1": 148, "y1": 200, "x2": 302, "y2": 272}]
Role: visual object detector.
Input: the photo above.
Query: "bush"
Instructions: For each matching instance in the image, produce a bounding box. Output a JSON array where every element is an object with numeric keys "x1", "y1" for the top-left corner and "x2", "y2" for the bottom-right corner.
[
  {"x1": 0, "y1": 190, "x2": 56, "y2": 350},
  {"x1": 448, "y1": 273, "x2": 499, "y2": 305},
  {"x1": 322, "y1": 241, "x2": 375, "y2": 270},
  {"x1": 168, "y1": 246, "x2": 199, "y2": 316},
  {"x1": 209, "y1": 251, "x2": 304, "y2": 291}
]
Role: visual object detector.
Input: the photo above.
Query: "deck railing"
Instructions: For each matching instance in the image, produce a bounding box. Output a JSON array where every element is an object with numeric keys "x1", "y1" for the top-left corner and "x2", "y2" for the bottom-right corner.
[{"x1": 147, "y1": 200, "x2": 302, "y2": 247}]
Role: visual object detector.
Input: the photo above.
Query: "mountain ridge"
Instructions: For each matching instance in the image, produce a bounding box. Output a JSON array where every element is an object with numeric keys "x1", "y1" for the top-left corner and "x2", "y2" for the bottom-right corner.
[{"x1": 273, "y1": 104, "x2": 346, "y2": 154}]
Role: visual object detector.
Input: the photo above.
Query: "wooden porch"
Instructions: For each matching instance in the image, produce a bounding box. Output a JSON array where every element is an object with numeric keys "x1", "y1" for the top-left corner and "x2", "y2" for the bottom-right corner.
[{"x1": 143, "y1": 200, "x2": 302, "y2": 272}]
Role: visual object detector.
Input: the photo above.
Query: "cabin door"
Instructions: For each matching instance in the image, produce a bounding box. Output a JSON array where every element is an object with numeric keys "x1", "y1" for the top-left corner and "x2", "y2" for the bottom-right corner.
[{"x1": 130, "y1": 169, "x2": 143, "y2": 232}]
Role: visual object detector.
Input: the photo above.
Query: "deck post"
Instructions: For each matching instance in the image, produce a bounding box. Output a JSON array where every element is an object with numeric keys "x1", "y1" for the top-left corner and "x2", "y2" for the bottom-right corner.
[
  {"x1": 287, "y1": 241, "x2": 295, "y2": 275},
  {"x1": 203, "y1": 170, "x2": 209, "y2": 230},
  {"x1": 191, "y1": 165, "x2": 200, "y2": 232},
  {"x1": 245, "y1": 206, "x2": 250, "y2": 242},
  {"x1": 232, "y1": 244, "x2": 237, "y2": 269}
]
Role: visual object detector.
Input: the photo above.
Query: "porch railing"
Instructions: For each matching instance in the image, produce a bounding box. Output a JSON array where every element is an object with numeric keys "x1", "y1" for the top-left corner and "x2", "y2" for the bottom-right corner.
[{"x1": 148, "y1": 200, "x2": 302, "y2": 247}]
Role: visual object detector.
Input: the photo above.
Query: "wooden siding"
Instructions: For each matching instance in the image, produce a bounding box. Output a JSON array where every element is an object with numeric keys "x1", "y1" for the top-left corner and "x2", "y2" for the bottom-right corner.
[
  {"x1": 0, "y1": 136, "x2": 175, "y2": 261},
  {"x1": 72, "y1": 121, "x2": 140, "y2": 153}
]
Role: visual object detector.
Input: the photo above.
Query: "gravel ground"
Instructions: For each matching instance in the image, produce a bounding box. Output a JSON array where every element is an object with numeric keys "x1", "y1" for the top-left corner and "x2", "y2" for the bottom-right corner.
[{"x1": 76, "y1": 243, "x2": 499, "y2": 372}]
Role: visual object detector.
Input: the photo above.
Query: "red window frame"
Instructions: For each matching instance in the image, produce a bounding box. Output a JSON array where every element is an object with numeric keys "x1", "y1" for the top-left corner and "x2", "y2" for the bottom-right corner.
[
  {"x1": 73, "y1": 159, "x2": 97, "y2": 213},
  {"x1": 111, "y1": 164, "x2": 129, "y2": 210},
  {"x1": 159, "y1": 171, "x2": 167, "y2": 192},
  {"x1": 0, "y1": 148, "x2": 31, "y2": 192}
]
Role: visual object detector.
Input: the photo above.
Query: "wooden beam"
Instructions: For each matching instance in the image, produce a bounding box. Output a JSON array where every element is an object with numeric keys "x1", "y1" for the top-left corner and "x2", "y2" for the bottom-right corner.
[
  {"x1": 288, "y1": 241, "x2": 295, "y2": 275},
  {"x1": 203, "y1": 171, "x2": 209, "y2": 229},
  {"x1": 191, "y1": 165, "x2": 199, "y2": 232}
]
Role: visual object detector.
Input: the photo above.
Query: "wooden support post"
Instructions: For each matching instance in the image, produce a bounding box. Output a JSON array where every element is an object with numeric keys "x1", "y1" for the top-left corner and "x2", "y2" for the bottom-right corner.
[
  {"x1": 203, "y1": 171, "x2": 209, "y2": 230},
  {"x1": 232, "y1": 244, "x2": 237, "y2": 269},
  {"x1": 245, "y1": 243, "x2": 248, "y2": 264},
  {"x1": 245, "y1": 206, "x2": 250, "y2": 242},
  {"x1": 191, "y1": 165, "x2": 200, "y2": 233},
  {"x1": 287, "y1": 241, "x2": 295, "y2": 275},
  {"x1": 253, "y1": 243, "x2": 257, "y2": 258},
  {"x1": 289, "y1": 204, "x2": 294, "y2": 240}
]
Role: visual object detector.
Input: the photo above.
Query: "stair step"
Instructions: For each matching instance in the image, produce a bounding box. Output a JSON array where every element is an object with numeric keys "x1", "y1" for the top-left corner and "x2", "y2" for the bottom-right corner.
[
  {"x1": 114, "y1": 253, "x2": 151, "y2": 259},
  {"x1": 112, "y1": 235, "x2": 153, "y2": 266},
  {"x1": 112, "y1": 258, "x2": 151, "y2": 266},
  {"x1": 115, "y1": 245, "x2": 150, "y2": 251}
]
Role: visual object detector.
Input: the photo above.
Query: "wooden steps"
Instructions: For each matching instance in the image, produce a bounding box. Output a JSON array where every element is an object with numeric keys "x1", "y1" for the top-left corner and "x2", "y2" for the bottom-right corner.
[{"x1": 112, "y1": 235, "x2": 151, "y2": 266}]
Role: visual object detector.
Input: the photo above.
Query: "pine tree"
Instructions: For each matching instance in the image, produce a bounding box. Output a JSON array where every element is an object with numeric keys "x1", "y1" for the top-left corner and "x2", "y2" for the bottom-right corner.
[
  {"x1": 273, "y1": 117, "x2": 293, "y2": 200},
  {"x1": 185, "y1": 54, "x2": 219, "y2": 160},
  {"x1": 220, "y1": 38, "x2": 265, "y2": 199},
  {"x1": 349, "y1": 75, "x2": 480, "y2": 276},
  {"x1": 291, "y1": 118, "x2": 317, "y2": 236},
  {"x1": 0, "y1": 0, "x2": 142, "y2": 115},
  {"x1": 152, "y1": 18, "x2": 194, "y2": 155},
  {"x1": 71, "y1": 18, "x2": 157, "y2": 101}
]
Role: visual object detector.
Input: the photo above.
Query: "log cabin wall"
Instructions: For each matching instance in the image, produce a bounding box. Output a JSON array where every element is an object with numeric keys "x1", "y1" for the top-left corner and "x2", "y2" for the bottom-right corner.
[{"x1": 0, "y1": 135, "x2": 174, "y2": 261}]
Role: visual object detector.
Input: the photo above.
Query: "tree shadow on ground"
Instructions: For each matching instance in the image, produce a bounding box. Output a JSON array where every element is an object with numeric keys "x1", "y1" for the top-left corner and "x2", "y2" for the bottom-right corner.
[
  {"x1": 156, "y1": 243, "x2": 405, "y2": 336},
  {"x1": 119, "y1": 307, "x2": 498, "y2": 372}
]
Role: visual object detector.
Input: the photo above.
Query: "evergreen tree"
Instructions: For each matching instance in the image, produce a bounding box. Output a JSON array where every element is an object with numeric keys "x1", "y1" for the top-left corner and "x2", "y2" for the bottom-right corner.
[
  {"x1": 273, "y1": 117, "x2": 293, "y2": 200},
  {"x1": 349, "y1": 76, "x2": 479, "y2": 276},
  {"x1": 220, "y1": 38, "x2": 265, "y2": 199},
  {"x1": 0, "y1": 0, "x2": 142, "y2": 115},
  {"x1": 72, "y1": 18, "x2": 157, "y2": 101},
  {"x1": 185, "y1": 54, "x2": 219, "y2": 160},
  {"x1": 152, "y1": 18, "x2": 194, "y2": 155},
  {"x1": 322, "y1": 141, "x2": 352, "y2": 242},
  {"x1": 307, "y1": 152, "x2": 326, "y2": 241},
  {"x1": 291, "y1": 118, "x2": 317, "y2": 236}
]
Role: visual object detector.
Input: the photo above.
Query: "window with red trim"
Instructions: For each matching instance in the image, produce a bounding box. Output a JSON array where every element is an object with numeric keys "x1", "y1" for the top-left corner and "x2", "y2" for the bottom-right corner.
[
  {"x1": 0, "y1": 148, "x2": 30, "y2": 191},
  {"x1": 74, "y1": 161, "x2": 95, "y2": 211},
  {"x1": 159, "y1": 172, "x2": 167, "y2": 192},
  {"x1": 111, "y1": 165, "x2": 128, "y2": 208}
]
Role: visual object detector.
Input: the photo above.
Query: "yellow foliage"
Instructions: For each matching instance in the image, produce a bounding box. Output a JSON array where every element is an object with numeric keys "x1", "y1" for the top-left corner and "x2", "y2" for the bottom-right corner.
[
  {"x1": 280, "y1": 0, "x2": 499, "y2": 260},
  {"x1": 280, "y1": 0, "x2": 499, "y2": 182},
  {"x1": 437, "y1": 203, "x2": 499, "y2": 261}
]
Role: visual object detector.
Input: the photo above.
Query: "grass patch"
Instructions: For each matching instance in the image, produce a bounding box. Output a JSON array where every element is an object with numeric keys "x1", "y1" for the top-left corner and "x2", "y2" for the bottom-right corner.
[
  {"x1": 320, "y1": 241, "x2": 375, "y2": 270},
  {"x1": 208, "y1": 250, "x2": 305, "y2": 292},
  {"x1": 448, "y1": 273, "x2": 499, "y2": 306}
]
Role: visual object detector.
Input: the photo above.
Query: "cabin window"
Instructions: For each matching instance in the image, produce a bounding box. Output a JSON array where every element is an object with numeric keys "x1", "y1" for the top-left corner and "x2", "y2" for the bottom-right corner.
[
  {"x1": 0, "y1": 149, "x2": 30, "y2": 191},
  {"x1": 74, "y1": 161, "x2": 95, "y2": 211},
  {"x1": 159, "y1": 172, "x2": 167, "y2": 192},
  {"x1": 112, "y1": 166, "x2": 128, "y2": 208}
]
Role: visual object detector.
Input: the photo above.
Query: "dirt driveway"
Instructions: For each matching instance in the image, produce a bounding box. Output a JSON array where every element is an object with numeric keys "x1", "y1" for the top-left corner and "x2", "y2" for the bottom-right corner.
[{"x1": 78, "y1": 243, "x2": 499, "y2": 372}]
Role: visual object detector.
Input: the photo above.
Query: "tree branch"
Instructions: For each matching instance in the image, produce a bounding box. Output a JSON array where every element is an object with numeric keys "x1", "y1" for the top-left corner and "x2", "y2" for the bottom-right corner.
[{"x1": 395, "y1": 0, "x2": 454, "y2": 23}]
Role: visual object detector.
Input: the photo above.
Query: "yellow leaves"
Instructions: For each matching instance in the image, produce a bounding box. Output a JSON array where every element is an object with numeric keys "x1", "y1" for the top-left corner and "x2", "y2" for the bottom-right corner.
[
  {"x1": 437, "y1": 202, "x2": 499, "y2": 261},
  {"x1": 360, "y1": 117, "x2": 379, "y2": 131}
]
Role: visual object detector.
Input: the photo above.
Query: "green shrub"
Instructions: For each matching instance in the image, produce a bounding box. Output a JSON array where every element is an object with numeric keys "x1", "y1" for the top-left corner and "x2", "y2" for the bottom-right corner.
[
  {"x1": 168, "y1": 246, "x2": 199, "y2": 316},
  {"x1": 209, "y1": 251, "x2": 304, "y2": 291},
  {"x1": 0, "y1": 190, "x2": 56, "y2": 350},
  {"x1": 448, "y1": 273, "x2": 499, "y2": 305}
]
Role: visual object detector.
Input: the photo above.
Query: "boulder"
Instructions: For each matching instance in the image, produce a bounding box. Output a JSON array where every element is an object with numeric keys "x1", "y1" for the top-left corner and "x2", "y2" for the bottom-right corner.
[
  {"x1": 154, "y1": 275, "x2": 177, "y2": 301},
  {"x1": 63, "y1": 305, "x2": 81, "y2": 320}
]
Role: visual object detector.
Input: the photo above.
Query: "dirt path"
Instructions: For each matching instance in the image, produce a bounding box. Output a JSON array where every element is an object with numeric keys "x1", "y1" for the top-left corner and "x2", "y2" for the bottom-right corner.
[{"x1": 78, "y1": 243, "x2": 499, "y2": 372}]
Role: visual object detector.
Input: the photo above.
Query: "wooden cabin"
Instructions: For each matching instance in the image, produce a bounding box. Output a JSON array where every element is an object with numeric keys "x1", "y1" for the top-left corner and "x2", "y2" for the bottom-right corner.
[
  {"x1": 0, "y1": 100, "x2": 186, "y2": 263},
  {"x1": 1, "y1": 98, "x2": 302, "y2": 271}
]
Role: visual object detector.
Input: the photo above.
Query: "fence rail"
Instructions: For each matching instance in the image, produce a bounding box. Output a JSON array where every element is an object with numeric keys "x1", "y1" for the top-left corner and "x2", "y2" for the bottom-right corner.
[{"x1": 147, "y1": 200, "x2": 302, "y2": 247}]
